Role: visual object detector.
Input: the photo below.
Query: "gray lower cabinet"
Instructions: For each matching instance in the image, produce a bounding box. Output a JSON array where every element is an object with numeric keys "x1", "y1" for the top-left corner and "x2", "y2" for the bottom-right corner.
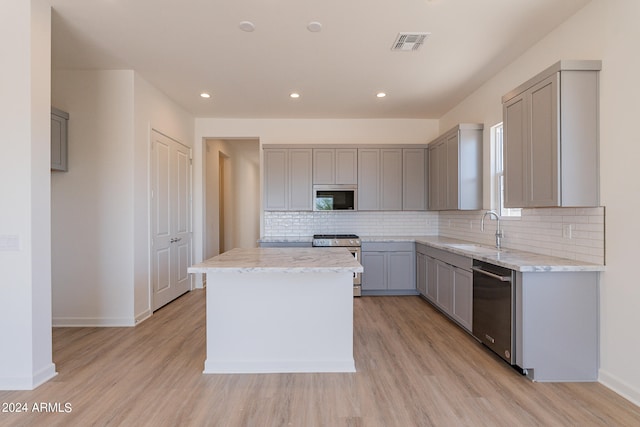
[
  {"x1": 361, "y1": 242, "x2": 416, "y2": 295},
  {"x1": 417, "y1": 244, "x2": 473, "y2": 332},
  {"x1": 451, "y1": 266, "x2": 472, "y2": 331},
  {"x1": 416, "y1": 251, "x2": 427, "y2": 295},
  {"x1": 51, "y1": 107, "x2": 69, "y2": 171},
  {"x1": 263, "y1": 148, "x2": 313, "y2": 211}
]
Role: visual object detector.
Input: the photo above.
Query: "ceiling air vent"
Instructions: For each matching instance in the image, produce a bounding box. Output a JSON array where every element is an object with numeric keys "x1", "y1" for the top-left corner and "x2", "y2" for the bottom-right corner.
[{"x1": 391, "y1": 32, "x2": 430, "y2": 51}]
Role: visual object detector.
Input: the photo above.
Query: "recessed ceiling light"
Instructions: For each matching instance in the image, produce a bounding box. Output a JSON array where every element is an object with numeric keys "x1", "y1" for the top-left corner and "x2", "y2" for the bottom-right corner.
[
  {"x1": 290, "y1": 93, "x2": 301, "y2": 99},
  {"x1": 239, "y1": 21, "x2": 255, "y2": 32},
  {"x1": 376, "y1": 92, "x2": 387, "y2": 98},
  {"x1": 200, "y1": 93, "x2": 211, "y2": 99},
  {"x1": 307, "y1": 21, "x2": 322, "y2": 32}
]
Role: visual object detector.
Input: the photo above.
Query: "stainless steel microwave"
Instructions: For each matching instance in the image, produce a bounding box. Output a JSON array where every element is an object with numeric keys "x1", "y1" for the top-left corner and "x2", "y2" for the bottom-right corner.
[{"x1": 313, "y1": 185, "x2": 357, "y2": 211}]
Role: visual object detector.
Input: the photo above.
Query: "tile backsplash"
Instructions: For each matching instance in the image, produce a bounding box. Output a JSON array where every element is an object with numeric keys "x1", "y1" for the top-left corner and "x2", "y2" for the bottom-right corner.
[
  {"x1": 439, "y1": 207, "x2": 605, "y2": 264},
  {"x1": 264, "y1": 211, "x2": 439, "y2": 238},
  {"x1": 264, "y1": 207, "x2": 605, "y2": 264}
]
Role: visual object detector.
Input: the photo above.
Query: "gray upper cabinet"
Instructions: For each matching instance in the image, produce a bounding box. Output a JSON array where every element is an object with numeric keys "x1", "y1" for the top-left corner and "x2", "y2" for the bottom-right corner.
[
  {"x1": 428, "y1": 124, "x2": 483, "y2": 211},
  {"x1": 313, "y1": 148, "x2": 357, "y2": 184},
  {"x1": 403, "y1": 148, "x2": 428, "y2": 210},
  {"x1": 51, "y1": 107, "x2": 69, "y2": 172},
  {"x1": 263, "y1": 148, "x2": 312, "y2": 211},
  {"x1": 358, "y1": 148, "x2": 402, "y2": 211},
  {"x1": 502, "y1": 60, "x2": 601, "y2": 208}
]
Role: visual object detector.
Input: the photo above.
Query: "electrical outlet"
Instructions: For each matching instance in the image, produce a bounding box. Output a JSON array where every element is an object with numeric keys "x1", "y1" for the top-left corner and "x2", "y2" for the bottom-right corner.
[{"x1": 562, "y1": 224, "x2": 573, "y2": 239}]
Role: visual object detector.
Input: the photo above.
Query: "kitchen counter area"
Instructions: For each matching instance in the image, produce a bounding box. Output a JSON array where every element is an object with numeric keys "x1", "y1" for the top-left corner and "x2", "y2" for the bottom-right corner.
[
  {"x1": 188, "y1": 247, "x2": 363, "y2": 374},
  {"x1": 259, "y1": 235, "x2": 605, "y2": 272}
]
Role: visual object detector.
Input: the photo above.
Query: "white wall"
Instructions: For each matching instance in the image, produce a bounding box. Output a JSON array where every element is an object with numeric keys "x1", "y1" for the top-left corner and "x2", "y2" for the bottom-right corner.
[
  {"x1": 51, "y1": 70, "x2": 136, "y2": 326},
  {"x1": 440, "y1": 0, "x2": 640, "y2": 405},
  {"x1": 50, "y1": 70, "x2": 194, "y2": 326},
  {"x1": 0, "y1": 0, "x2": 56, "y2": 390}
]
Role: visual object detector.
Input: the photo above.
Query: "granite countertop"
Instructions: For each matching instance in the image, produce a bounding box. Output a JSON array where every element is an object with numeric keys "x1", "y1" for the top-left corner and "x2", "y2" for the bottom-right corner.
[
  {"x1": 368, "y1": 235, "x2": 605, "y2": 273},
  {"x1": 256, "y1": 235, "x2": 605, "y2": 272},
  {"x1": 188, "y1": 247, "x2": 363, "y2": 274}
]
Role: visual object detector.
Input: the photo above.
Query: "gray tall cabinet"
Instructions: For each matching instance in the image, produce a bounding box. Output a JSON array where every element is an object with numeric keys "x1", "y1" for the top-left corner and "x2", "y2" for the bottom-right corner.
[
  {"x1": 502, "y1": 60, "x2": 601, "y2": 208},
  {"x1": 428, "y1": 124, "x2": 483, "y2": 211}
]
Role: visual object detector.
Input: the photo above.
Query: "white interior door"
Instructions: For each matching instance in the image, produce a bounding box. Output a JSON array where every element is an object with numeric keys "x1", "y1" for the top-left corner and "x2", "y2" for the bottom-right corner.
[{"x1": 151, "y1": 130, "x2": 192, "y2": 311}]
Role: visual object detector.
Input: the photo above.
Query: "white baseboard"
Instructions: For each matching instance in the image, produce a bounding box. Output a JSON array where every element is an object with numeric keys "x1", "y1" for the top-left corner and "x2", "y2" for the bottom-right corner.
[
  {"x1": 0, "y1": 364, "x2": 57, "y2": 390},
  {"x1": 52, "y1": 317, "x2": 136, "y2": 327},
  {"x1": 599, "y1": 369, "x2": 640, "y2": 407},
  {"x1": 135, "y1": 309, "x2": 152, "y2": 325}
]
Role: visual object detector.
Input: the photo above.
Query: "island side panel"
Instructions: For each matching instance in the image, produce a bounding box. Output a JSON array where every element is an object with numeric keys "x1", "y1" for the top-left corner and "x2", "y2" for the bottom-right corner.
[{"x1": 204, "y1": 271, "x2": 355, "y2": 373}]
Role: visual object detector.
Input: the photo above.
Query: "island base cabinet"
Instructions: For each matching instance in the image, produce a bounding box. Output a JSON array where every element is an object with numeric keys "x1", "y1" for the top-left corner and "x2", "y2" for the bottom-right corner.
[
  {"x1": 515, "y1": 271, "x2": 598, "y2": 382},
  {"x1": 204, "y1": 271, "x2": 355, "y2": 373}
]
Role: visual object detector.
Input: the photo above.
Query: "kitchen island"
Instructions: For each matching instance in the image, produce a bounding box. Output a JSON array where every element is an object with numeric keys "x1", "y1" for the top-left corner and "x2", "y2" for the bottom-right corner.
[{"x1": 188, "y1": 247, "x2": 363, "y2": 374}]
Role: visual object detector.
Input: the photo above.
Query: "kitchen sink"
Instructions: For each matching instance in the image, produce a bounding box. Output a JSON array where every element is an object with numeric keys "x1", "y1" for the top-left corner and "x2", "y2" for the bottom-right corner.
[{"x1": 447, "y1": 243, "x2": 503, "y2": 254}]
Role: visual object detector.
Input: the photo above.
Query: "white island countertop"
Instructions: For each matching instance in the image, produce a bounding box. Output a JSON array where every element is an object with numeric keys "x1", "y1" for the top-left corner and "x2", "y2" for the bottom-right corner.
[{"x1": 188, "y1": 247, "x2": 363, "y2": 274}]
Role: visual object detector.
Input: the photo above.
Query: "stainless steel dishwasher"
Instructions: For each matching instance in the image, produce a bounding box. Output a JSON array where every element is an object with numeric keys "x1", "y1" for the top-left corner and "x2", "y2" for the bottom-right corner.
[{"x1": 472, "y1": 260, "x2": 516, "y2": 364}]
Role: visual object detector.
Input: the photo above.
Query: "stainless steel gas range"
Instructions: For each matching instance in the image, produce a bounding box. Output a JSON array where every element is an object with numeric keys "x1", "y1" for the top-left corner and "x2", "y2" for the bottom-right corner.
[{"x1": 312, "y1": 234, "x2": 362, "y2": 296}]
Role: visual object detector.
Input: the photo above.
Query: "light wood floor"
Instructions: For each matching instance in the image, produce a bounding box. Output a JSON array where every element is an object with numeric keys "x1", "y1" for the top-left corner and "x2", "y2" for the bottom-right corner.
[{"x1": 1, "y1": 290, "x2": 639, "y2": 426}]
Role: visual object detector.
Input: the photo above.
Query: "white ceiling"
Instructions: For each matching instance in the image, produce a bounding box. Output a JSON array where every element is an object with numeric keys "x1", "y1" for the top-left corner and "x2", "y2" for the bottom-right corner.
[{"x1": 50, "y1": 0, "x2": 591, "y2": 119}]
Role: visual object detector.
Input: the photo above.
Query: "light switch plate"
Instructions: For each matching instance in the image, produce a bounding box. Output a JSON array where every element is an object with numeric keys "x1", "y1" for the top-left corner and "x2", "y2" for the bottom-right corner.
[{"x1": 0, "y1": 235, "x2": 20, "y2": 251}]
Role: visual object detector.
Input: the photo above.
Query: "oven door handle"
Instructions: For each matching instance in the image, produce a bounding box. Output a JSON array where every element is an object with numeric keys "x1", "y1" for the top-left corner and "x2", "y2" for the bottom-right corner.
[{"x1": 471, "y1": 266, "x2": 512, "y2": 282}]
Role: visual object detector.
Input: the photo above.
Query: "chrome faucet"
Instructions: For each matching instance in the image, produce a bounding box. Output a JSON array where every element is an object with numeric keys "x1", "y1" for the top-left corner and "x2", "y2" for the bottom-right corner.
[{"x1": 481, "y1": 210, "x2": 504, "y2": 249}]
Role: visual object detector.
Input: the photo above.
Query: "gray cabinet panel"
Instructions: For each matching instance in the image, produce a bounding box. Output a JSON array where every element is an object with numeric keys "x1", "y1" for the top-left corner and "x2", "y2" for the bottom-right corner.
[
  {"x1": 264, "y1": 149, "x2": 288, "y2": 210},
  {"x1": 515, "y1": 271, "x2": 598, "y2": 381},
  {"x1": 504, "y1": 95, "x2": 527, "y2": 207},
  {"x1": 357, "y1": 149, "x2": 380, "y2": 210},
  {"x1": 335, "y1": 149, "x2": 358, "y2": 184},
  {"x1": 426, "y1": 256, "x2": 437, "y2": 302},
  {"x1": 528, "y1": 75, "x2": 559, "y2": 207},
  {"x1": 51, "y1": 107, "x2": 69, "y2": 172},
  {"x1": 380, "y1": 149, "x2": 402, "y2": 211},
  {"x1": 416, "y1": 251, "x2": 427, "y2": 296},
  {"x1": 361, "y1": 251, "x2": 386, "y2": 291},
  {"x1": 388, "y1": 251, "x2": 414, "y2": 290},
  {"x1": 435, "y1": 259, "x2": 453, "y2": 312},
  {"x1": 289, "y1": 149, "x2": 313, "y2": 210},
  {"x1": 403, "y1": 148, "x2": 427, "y2": 210},
  {"x1": 312, "y1": 149, "x2": 335, "y2": 184},
  {"x1": 452, "y1": 267, "x2": 472, "y2": 332}
]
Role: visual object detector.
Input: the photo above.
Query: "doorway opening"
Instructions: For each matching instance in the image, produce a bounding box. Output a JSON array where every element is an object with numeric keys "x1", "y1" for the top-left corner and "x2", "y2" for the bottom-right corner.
[{"x1": 204, "y1": 138, "x2": 260, "y2": 260}]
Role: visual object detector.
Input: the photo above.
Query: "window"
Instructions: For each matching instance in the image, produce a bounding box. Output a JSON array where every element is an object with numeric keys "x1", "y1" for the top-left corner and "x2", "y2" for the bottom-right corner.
[{"x1": 493, "y1": 123, "x2": 521, "y2": 217}]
